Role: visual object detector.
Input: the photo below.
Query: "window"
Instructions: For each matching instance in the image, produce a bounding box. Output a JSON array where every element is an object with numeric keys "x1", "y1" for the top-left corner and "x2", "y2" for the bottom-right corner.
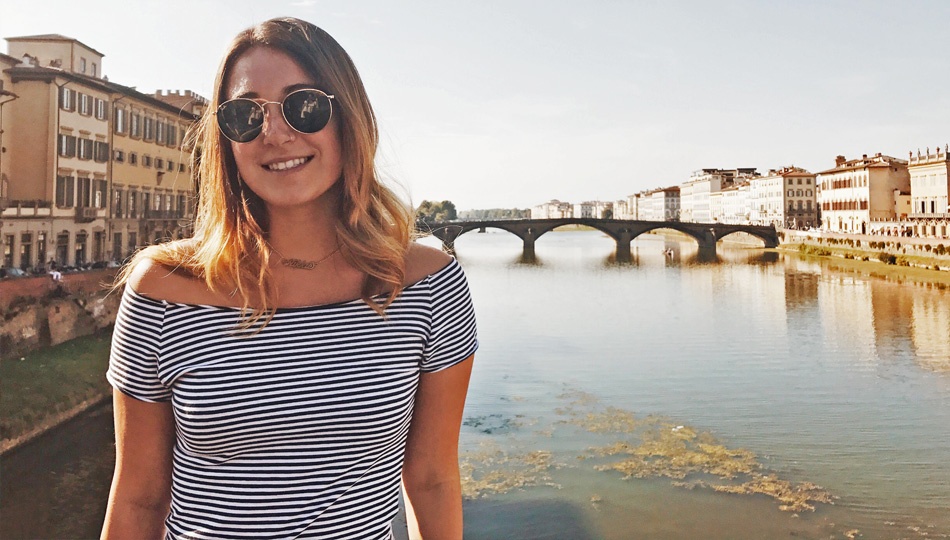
[
  {"x1": 788, "y1": 179, "x2": 793, "y2": 185},
  {"x1": 128, "y1": 152, "x2": 138, "y2": 165},
  {"x1": 95, "y1": 98, "x2": 107, "y2": 120},
  {"x1": 806, "y1": 178, "x2": 812, "y2": 184},
  {"x1": 155, "y1": 158, "x2": 164, "y2": 170},
  {"x1": 96, "y1": 180, "x2": 107, "y2": 208},
  {"x1": 60, "y1": 87, "x2": 75, "y2": 111},
  {"x1": 79, "y1": 93, "x2": 91, "y2": 116},
  {"x1": 806, "y1": 189, "x2": 812, "y2": 196},
  {"x1": 167, "y1": 125, "x2": 177, "y2": 146},
  {"x1": 787, "y1": 190, "x2": 793, "y2": 197},
  {"x1": 80, "y1": 57, "x2": 87, "y2": 73},
  {"x1": 114, "y1": 149, "x2": 125, "y2": 162},
  {"x1": 130, "y1": 113, "x2": 141, "y2": 138},
  {"x1": 129, "y1": 192, "x2": 137, "y2": 218},
  {"x1": 55, "y1": 175, "x2": 75, "y2": 207},
  {"x1": 78, "y1": 177, "x2": 91, "y2": 207},
  {"x1": 94, "y1": 141, "x2": 109, "y2": 162},
  {"x1": 58, "y1": 134, "x2": 77, "y2": 157},
  {"x1": 78, "y1": 138, "x2": 93, "y2": 160},
  {"x1": 91, "y1": 62, "x2": 97, "y2": 77},
  {"x1": 143, "y1": 117, "x2": 154, "y2": 141},
  {"x1": 143, "y1": 155, "x2": 152, "y2": 168},
  {"x1": 797, "y1": 178, "x2": 802, "y2": 185},
  {"x1": 115, "y1": 108, "x2": 127, "y2": 133},
  {"x1": 114, "y1": 189, "x2": 123, "y2": 217},
  {"x1": 156, "y1": 120, "x2": 166, "y2": 144},
  {"x1": 179, "y1": 163, "x2": 185, "y2": 173},
  {"x1": 167, "y1": 160, "x2": 175, "y2": 172}
]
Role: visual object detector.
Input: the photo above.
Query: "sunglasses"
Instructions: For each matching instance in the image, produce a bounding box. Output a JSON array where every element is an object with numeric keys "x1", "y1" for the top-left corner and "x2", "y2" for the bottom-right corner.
[{"x1": 215, "y1": 88, "x2": 335, "y2": 143}]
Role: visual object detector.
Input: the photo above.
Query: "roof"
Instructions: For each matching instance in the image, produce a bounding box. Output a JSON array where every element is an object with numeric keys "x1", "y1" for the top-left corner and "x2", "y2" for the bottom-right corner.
[
  {"x1": 4, "y1": 65, "x2": 198, "y2": 120},
  {"x1": 4, "y1": 34, "x2": 105, "y2": 58},
  {"x1": 817, "y1": 154, "x2": 907, "y2": 175},
  {"x1": 0, "y1": 52, "x2": 18, "y2": 66}
]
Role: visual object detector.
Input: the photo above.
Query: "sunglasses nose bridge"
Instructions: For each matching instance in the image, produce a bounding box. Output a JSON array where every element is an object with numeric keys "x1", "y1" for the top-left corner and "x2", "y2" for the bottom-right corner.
[{"x1": 258, "y1": 100, "x2": 295, "y2": 140}]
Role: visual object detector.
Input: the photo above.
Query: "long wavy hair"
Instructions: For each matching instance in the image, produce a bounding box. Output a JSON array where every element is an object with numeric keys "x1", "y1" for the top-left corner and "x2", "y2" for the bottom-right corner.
[{"x1": 118, "y1": 17, "x2": 413, "y2": 322}]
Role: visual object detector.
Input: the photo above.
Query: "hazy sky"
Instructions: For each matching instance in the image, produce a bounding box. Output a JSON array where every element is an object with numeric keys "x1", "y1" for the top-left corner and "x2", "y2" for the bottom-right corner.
[{"x1": 2, "y1": 0, "x2": 948, "y2": 210}]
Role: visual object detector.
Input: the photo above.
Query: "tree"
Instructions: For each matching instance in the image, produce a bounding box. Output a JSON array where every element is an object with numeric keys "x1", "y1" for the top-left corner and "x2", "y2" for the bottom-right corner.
[{"x1": 416, "y1": 200, "x2": 457, "y2": 222}]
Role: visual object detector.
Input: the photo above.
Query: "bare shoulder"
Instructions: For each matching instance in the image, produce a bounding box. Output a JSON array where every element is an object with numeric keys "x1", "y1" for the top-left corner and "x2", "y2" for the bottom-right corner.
[
  {"x1": 404, "y1": 242, "x2": 453, "y2": 285},
  {"x1": 126, "y1": 243, "x2": 227, "y2": 305}
]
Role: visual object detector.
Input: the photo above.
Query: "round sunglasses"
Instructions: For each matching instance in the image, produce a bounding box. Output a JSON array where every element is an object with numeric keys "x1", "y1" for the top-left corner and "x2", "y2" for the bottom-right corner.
[{"x1": 215, "y1": 88, "x2": 335, "y2": 143}]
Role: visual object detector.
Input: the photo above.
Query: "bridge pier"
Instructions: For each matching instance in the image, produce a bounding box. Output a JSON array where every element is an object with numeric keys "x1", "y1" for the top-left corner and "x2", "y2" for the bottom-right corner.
[
  {"x1": 615, "y1": 230, "x2": 632, "y2": 261},
  {"x1": 522, "y1": 228, "x2": 536, "y2": 258}
]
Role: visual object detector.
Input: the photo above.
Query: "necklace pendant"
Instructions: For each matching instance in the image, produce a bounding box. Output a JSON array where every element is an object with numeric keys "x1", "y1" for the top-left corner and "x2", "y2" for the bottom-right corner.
[{"x1": 282, "y1": 258, "x2": 317, "y2": 270}]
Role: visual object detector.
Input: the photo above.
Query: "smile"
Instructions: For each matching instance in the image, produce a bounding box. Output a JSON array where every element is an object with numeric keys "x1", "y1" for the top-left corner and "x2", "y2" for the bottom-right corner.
[{"x1": 264, "y1": 156, "x2": 312, "y2": 171}]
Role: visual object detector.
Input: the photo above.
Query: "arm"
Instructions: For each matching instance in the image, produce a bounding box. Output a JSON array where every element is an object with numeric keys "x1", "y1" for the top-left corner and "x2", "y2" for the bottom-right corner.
[
  {"x1": 402, "y1": 355, "x2": 475, "y2": 540},
  {"x1": 100, "y1": 390, "x2": 175, "y2": 540}
]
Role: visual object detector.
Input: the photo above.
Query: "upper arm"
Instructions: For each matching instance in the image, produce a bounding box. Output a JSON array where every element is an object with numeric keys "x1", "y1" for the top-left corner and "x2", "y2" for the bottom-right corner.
[
  {"x1": 403, "y1": 355, "x2": 474, "y2": 484},
  {"x1": 110, "y1": 389, "x2": 176, "y2": 504}
]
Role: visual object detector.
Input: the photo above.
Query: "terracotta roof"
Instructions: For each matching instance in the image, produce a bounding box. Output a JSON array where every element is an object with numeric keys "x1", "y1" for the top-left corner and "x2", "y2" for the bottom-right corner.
[
  {"x1": 4, "y1": 34, "x2": 105, "y2": 57},
  {"x1": 817, "y1": 155, "x2": 907, "y2": 175}
]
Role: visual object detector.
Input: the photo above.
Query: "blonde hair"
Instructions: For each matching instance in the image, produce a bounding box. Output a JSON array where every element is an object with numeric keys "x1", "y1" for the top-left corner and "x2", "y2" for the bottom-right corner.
[{"x1": 118, "y1": 17, "x2": 412, "y2": 322}]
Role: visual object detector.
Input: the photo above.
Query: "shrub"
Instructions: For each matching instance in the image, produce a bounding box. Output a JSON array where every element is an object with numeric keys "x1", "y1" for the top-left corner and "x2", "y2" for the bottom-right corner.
[
  {"x1": 896, "y1": 256, "x2": 910, "y2": 267},
  {"x1": 878, "y1": 253, "x2": 897, "y2": 265}
]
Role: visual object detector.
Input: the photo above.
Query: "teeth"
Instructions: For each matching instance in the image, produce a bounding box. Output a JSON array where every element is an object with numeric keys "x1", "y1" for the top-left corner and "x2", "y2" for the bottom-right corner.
[{"x1": 266, "y1": 157, "x2": 308, "y2": 171}]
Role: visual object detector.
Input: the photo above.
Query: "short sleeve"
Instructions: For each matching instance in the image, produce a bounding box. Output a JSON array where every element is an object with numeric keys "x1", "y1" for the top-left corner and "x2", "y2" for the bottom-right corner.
[
  {"x1": 106, "y1": 288, "x2": 172, "y2": 402},
  {"x1": 421, "y1": 259, "x2": 479, "y2": 373}
]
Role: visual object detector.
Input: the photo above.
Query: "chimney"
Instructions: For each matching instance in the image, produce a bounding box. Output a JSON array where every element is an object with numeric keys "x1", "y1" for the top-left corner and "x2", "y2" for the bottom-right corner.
[
  {"x1": 835, "y1": 155, "x2": 846, "y2": 166},
  {"x1": 862, "y1": 154, "x2": 868, "y2": 159}
]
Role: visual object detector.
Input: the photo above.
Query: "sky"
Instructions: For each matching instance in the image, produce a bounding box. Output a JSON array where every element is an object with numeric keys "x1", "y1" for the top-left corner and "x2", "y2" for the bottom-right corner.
[{"x1": 2, "y1": 0, "x2": 948, "y2": 210}]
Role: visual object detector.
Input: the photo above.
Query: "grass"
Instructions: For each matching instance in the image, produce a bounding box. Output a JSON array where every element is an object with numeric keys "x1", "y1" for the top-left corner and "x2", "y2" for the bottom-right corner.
[{"x1": 0, "y1": 331, "x2": 113, "y2": 446}]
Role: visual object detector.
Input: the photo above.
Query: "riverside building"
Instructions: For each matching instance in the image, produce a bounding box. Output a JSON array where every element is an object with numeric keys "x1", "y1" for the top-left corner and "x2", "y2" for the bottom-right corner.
[
  {"x1": 680, "y1": 168, "x2": 756, "y2": 223},
  {"x1": 0, "y1": 34, "x2": 202, "y2": 270},
  {"x1": 908, "y1": 145, "x2": 949, "y2": 238},
  {"x1": 749, "y1": 167, "x2": 817, "y2": 229},
  {"x1": 817, "y1": 153, "x2": 910, "y2": 234}
]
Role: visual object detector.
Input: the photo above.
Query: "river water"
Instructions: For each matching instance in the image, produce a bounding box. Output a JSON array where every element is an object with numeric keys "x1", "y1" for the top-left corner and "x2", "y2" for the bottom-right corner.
[{"x1": 3, "y1": 229, "x2": 949, "y2": 539}]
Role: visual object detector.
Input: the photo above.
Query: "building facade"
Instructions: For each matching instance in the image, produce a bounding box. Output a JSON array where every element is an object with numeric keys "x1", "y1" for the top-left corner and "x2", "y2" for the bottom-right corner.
[
  {"x1": 0, "y1": 34, "x2": 200, "y2": 271},
  {"x1": 749, "y1": 167, "x2": 817, "y2": 228},
  {"x1": 908, "y1": 145, "x2": 949, "y2": 238},
  {"x1": 817, "y1": 153, "x2": 910, "y2": 234}
]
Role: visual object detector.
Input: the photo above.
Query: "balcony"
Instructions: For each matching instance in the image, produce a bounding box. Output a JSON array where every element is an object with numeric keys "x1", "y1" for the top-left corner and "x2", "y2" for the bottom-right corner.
[
  {"x1": 909, "y1": 213, "x2": 950, "y2": 220},
  {"x1": 75, "y1": 207, "x2": 99, "y2": 223}
]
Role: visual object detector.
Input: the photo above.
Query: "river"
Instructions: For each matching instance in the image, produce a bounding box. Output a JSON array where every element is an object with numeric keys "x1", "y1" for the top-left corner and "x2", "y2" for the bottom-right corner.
[{"x1": 3, "y1": 229, "x2": 949, "y2": 539}]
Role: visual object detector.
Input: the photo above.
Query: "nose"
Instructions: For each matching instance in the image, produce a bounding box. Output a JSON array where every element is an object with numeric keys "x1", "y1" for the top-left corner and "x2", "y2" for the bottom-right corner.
[{"x1": 260, "y1": 102, "x2": 295, "y2": 145}]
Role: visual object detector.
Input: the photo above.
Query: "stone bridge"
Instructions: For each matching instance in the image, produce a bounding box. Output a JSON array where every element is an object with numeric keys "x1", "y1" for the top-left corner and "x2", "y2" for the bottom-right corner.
[{"x1": 417, "y1": 218, "x2": 779, "y2": 258}]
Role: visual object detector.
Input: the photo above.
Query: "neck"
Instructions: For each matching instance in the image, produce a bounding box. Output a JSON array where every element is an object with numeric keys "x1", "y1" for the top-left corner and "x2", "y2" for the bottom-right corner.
[{"x1": 265, "y1": 202, "x2": 341, "y2": 260}]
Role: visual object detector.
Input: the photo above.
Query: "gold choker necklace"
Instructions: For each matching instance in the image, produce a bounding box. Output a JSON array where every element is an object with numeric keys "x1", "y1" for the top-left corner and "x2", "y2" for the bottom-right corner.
[{"x1": 270, "y1": 245, "x2": 341, "y2": 270}]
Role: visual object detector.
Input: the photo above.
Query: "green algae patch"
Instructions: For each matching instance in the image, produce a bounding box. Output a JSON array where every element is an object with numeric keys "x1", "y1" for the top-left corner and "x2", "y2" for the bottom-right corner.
[
  {"x1": 557, "y1": 395, "x2": 836, "y2": 512},
  {"x1": 459, "y1": 441, "x2": 560, "y2": 499}
]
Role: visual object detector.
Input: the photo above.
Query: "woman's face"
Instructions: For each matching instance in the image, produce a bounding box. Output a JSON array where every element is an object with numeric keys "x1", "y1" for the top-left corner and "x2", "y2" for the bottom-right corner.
[{"x1": 224, "y1": 46, "x2": 344, "y2": 214}]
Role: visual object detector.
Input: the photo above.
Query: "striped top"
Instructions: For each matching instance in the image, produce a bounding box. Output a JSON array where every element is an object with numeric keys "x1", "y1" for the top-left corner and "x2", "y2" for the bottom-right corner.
[{"x1": 107, "y1": 259, "x2": 478, "y2": 540}]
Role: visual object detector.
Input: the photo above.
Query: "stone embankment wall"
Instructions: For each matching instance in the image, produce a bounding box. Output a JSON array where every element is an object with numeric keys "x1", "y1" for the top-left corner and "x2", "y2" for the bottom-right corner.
[
  {"x1": 1, "y1": 270, "x2": 121, "y2": 359},
  {"x1": 780, "y1": 230, "x2": 950, "y2": 266}
]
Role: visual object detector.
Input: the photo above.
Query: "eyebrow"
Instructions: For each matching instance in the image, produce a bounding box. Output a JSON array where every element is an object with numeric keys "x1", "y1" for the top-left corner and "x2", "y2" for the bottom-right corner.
[{"x1": 232, "y1": 83, "x2": 321, "y2": 100}]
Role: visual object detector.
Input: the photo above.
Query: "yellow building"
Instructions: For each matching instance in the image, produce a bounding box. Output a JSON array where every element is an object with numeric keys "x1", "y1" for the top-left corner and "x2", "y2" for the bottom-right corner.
[{"x1": 0, "y1": 34, "x2": 200, "y2": 270}]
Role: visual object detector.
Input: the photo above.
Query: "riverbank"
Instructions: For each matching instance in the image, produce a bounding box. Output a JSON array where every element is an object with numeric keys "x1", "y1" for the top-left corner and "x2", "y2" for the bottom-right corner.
[
  {"x1": 776, "y1": 233, "x2": 950, "y2": 289},
  {"x1": 0, "y1": 331, "x2": 113, "y2": 454}
]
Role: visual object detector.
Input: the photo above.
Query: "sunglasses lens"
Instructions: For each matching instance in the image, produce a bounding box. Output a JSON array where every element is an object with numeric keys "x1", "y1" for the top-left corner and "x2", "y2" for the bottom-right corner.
[
  {"x1": 217, "y1": 99, "x2": 264, "y2": 143},
  {"x1": 283, "y1": 90, "x2": 332, "y2": 134}
]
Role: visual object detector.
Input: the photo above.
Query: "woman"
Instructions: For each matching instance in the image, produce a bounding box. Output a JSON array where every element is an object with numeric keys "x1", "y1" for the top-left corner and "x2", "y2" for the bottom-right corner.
[{"x1": 101, "y1": 17, "x2": 477, "y2": 540}]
